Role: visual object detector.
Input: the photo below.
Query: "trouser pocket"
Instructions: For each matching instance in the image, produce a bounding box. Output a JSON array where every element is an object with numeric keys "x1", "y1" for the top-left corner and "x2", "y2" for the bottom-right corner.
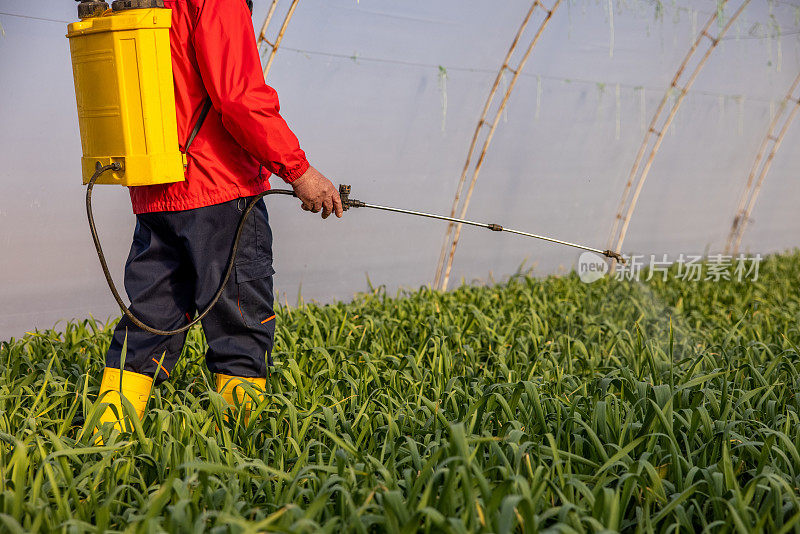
[
  {"x1": 235, "y1": 260, "x2": 276, "y2": 327},
  {"x1": 236, "y1": 197, "x2": 273, "y2": 265}
]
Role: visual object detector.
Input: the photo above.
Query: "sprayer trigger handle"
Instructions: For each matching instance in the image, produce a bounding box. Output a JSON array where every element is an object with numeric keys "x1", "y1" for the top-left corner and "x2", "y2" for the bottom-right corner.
[{"x1": 339, "y1": 184, "x2": 351, "y2": 211}]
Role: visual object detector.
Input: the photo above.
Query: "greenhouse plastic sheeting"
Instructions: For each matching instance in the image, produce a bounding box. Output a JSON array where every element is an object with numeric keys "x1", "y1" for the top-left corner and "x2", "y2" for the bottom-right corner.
[{"x1": 1, "y1": 0, "x2": 799, "y2": 338}]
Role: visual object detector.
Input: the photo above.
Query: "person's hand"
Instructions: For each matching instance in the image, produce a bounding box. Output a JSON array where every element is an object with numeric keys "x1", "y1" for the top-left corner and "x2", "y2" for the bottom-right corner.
[{"x1": 291, "y1": 166, "x2": 343, "y2": 219}]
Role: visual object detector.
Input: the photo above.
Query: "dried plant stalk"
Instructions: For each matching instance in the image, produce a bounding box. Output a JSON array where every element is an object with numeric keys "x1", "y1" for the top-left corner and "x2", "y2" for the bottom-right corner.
[
  {"x1": 257, "y1": 0, "x2": 280, "y2": 42},
  {"x1": 257, "y1": 0, "x2": 301, "y2": 80},
  {"x1": 607, "y1": 0, "x2": 750, "y2": 258},
  {"x1": 725, "y1": 71, "x2": 800, "y2": 254},
  {"x1": 435, "y1": 0, "x2": 562, "y2": 291}
]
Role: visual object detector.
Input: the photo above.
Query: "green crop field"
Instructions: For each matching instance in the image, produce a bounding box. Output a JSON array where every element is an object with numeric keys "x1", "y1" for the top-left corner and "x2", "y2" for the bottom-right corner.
[{"x1": 2, "y1": 252, "x2": 800, "y2": 532}]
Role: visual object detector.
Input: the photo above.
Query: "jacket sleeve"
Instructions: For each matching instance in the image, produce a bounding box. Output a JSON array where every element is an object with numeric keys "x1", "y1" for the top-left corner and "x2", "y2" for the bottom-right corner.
[{"x1": 192, "y1": 0, "x2": 310, "y2": 183}]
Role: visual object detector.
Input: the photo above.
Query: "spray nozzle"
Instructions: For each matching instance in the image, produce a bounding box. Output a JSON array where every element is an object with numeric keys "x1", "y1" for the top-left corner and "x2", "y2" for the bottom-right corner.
[{"x1": 603, "y1": 250, "x2": 626, "y2": 263}]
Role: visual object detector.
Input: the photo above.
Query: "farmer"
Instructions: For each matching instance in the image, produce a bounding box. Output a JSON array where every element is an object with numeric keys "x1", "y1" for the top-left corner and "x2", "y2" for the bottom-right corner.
[{"x1": 97, "y1": 0, "x2": 342, "y2": 431}]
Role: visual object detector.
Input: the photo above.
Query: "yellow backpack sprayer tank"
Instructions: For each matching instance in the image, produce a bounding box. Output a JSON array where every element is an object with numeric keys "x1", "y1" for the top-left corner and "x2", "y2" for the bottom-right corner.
[{"x1": 67, "y1": 0, "x2": 184, "y2": 186}]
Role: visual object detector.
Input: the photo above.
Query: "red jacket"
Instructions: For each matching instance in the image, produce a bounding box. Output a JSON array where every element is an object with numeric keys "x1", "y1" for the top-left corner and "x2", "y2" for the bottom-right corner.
[{"x1": 129, "y1": 0, "x2": 310, "y2": 214}]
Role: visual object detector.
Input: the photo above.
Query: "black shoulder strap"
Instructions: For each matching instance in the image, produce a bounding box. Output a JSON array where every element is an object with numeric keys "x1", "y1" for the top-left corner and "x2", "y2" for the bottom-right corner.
[{"x1": 184, "y1": 97, "x2": 213, "y2": 154}]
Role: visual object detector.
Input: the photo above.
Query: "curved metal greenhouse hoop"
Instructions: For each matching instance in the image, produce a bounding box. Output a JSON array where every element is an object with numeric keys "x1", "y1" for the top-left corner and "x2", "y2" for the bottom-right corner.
[
  {"x1": 434, "y1": 0, "x2": 562, "y2": 291},
  {"x1": 607, "y1": 0, "x2": 750, "y2": 258},
  {"x1": 724, "y1": 71, "x2": 800, "y2": 255},
  {"x1": 257, "y1": 0, "x2": 301, "y2": 79}
]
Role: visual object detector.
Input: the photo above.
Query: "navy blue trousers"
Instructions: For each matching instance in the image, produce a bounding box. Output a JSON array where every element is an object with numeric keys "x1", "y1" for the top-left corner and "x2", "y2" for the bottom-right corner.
[{"x1": 106, "y1": 196, "x2": 276, "y2": 384}]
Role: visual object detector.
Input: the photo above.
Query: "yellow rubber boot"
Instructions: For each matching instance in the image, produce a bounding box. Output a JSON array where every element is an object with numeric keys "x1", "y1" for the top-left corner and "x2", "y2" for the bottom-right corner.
[
  {"x1": 97, "y1": 367, "x2": 153, "y2": 433},
  {"x1": 215, "y1": 373, "x2": 266, "y2": 424}
]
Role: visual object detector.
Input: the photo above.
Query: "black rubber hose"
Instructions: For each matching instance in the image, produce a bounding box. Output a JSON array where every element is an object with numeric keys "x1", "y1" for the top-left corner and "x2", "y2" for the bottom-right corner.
[{"x1": 86, "y1": 163, "x2": 296, "y2": 336}]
